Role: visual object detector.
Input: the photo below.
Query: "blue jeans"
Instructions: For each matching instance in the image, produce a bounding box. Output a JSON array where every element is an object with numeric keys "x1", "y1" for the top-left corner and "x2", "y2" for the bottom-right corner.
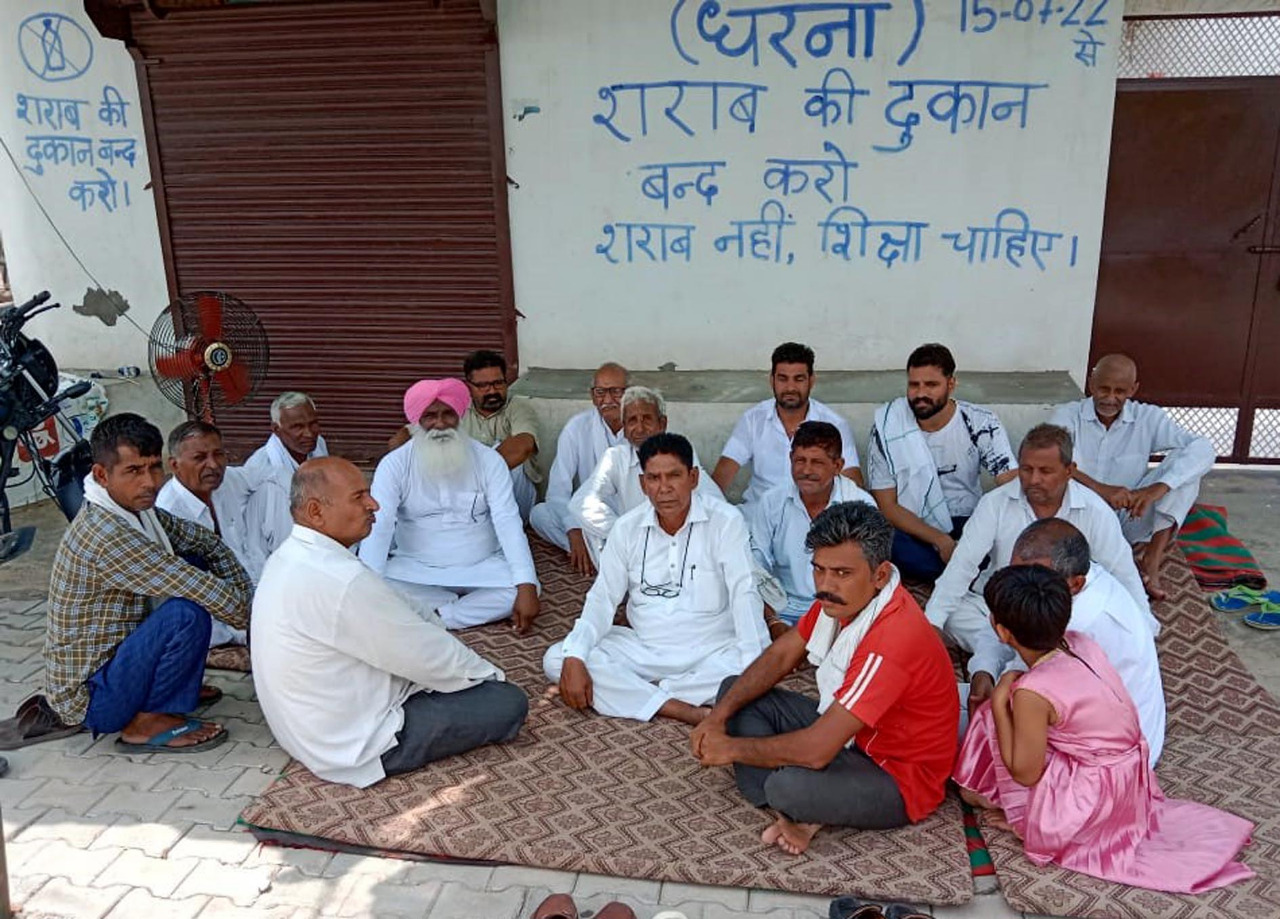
[
  {"x1": 84, "y1": 598, "x2": 212, "y2": 734},
  {"x1": 891, "y1": 516, "x2": 970, "y2": 583}
]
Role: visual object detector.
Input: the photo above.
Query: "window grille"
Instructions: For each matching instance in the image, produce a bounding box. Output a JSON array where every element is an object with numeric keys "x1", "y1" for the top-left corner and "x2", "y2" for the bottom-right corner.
[{"x1": 1118, "y1": 15, "x2": 1280, "y2": 78}]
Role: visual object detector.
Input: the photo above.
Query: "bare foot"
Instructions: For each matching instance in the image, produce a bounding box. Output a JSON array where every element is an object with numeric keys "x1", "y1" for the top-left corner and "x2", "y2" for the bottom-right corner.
[
  {"x1": 657, "y1": 700, "x2": 711, "y2": 726},
  {"x1": 761, "y1": 818, "x2": 785, "y2": 847},
  {"x1": 774, "y1": 817, "x2": 821, "y2": 855},
  {"x1": 958, "y1": 787, "x2": 997, "y2": 811},
  {"x1": 119, "y1": 712, "x2": 222, "y2": 748},
  {"x1": 979, "y1": 808, "x2": 1014, "y2": 834},
  {"x1": 1141, "y1": 568, "x2": 1168, "y2": 602}
]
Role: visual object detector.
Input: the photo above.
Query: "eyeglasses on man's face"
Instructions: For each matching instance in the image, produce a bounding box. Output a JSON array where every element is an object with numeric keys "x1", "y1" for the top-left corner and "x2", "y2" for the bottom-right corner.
[{"x1": 591, "y1": 386, "x2": 627, "y2": 399}]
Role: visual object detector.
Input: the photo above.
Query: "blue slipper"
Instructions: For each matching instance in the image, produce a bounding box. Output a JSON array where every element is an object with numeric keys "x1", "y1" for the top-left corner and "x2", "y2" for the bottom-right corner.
[
  {"x1": 1243, "y1": 610, "x2": 1280, "y2": 631},
  {"x1": 115, "y1": 718, "x2": 227, "y2": 754},
  {"x1": 1211, "y1": 586, "x2": 1280, "y2": 612}
]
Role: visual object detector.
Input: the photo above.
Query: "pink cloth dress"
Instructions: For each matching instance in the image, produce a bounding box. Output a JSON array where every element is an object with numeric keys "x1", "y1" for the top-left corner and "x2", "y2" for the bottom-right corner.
[{"x1": 954, "y1": 631, "x2": 1254, "y2": 893}]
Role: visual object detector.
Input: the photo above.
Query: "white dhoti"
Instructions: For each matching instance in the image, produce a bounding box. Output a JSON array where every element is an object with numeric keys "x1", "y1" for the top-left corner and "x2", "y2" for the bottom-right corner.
[
  {"x1": 543, "y1": 628, "x2": 742, "y2": 722},
  {"x1": 529, "y1": 499, "x2": 572, "y2": 552},
  {"x1": 511, "y1": 467, "x2": 536, "y2": 523},
  {"x1": 938, "y1": 592, "x2": 1007, "y2": 681},
  {"x1": 1120, "y1": 468, "x2": 1199, "y2": 544},
  {"x1": 388, "y1": 580, "x2": 516, "y2": 630}
]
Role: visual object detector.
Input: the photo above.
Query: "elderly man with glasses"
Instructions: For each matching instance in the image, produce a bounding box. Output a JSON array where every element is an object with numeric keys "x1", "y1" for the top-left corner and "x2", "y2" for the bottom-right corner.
[
  {"x1": 530, "y1": 362, "x2": 630, "y2": 574},
  {"x1": 543, "y1": 433, "x2": 768, "y2": 726}
]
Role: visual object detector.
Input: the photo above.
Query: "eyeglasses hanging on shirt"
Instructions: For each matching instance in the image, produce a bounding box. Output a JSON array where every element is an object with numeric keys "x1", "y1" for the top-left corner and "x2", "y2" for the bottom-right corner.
[{"x1": 639, "y1": 523, "x2": 696, "y2": 599}]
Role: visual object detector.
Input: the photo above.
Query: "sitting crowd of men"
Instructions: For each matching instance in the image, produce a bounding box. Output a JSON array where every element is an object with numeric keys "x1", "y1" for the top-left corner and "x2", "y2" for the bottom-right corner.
[{"x1": 26, "y1": 340, "x2": 1210, "y2": 856}]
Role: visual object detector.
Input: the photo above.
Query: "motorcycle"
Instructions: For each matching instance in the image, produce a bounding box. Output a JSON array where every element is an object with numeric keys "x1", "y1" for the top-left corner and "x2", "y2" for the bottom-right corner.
[{"x1": 0, "y1": 291, "x2": 95, "y2": 562}]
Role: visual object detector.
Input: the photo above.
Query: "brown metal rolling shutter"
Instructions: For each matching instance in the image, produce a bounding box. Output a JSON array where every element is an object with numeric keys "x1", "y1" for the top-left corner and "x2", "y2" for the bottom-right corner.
[{"x1": 129, "y1": 0, "x2": 515, "y2": 463}]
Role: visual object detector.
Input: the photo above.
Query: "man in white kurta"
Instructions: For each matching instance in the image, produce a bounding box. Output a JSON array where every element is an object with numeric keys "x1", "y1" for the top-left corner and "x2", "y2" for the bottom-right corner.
[
  {"x1": 1003, "y1": 518, "x2": 1165, "y2": 765},
  {"x1": 748, "y1": 421, "x2": 875, "y2": 626},
  {"x1": 712, "y1": 342, "x2": 862, "y2": 504},
  {"x1": 925, "y1": 424, "x2": 1150, "y2": 712},
  {"x1": 569, "y1": 386, "x2": 723, "y2": 564},
  {"x1": 1050, "y1": 353, "x2": 1215, "y2": 600},
  {"x1": 529, "y1": 362, "x2": 628, "y2": 570},
  {"x1": 359, "y1": 378, "x2": 540, "y2": 632},
  {"x1": 546, "y1": 434, "x2": 768, "y2": 725},
  {"x1": 244, "y1": 391, "x2": 329, "y2": 547},
  {"x1": 253, "y1": 457, "x2": 526, "y2": 788},
  {"x1": 156, "y1": 421, "x2": 275, "y2": 647}
]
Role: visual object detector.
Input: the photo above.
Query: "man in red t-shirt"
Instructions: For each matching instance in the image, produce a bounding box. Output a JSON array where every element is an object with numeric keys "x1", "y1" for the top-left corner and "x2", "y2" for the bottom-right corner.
[{"x1": 692, "y1": 502, "x2": 958, "y2": 855}]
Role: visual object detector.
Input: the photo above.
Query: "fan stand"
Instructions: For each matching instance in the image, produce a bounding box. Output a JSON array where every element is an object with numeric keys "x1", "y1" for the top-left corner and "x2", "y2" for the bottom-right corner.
[{"x1": 192, "y1": 342, "x2": 233, "y2": 424}]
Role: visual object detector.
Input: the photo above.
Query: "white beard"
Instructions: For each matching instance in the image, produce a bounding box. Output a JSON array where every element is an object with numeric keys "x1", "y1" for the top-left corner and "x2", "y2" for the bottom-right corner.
[{"x1": 410, "y1": 425, "x2": 472, "y2": 484}]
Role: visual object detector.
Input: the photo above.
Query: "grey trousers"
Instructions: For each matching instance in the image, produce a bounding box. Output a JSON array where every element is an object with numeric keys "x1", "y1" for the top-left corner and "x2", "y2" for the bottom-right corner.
[
  {"x1": 380, "y1": 681, "x2": 528, "y2": 777},
  {"x1": 720, "y1": 677, "x2": 909, "y2": 829}
]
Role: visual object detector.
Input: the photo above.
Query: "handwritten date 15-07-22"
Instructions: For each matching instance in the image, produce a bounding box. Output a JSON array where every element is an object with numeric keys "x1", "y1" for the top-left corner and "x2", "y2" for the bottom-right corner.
[{"x1": 958, "y1": 0, "x2": 1108, "y2": 34}]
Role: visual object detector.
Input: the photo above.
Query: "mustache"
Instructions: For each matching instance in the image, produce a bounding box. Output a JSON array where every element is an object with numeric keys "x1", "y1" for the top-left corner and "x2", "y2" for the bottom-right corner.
[{"x1": 815, "y1": 591, "x2": 846, "y2": 606}]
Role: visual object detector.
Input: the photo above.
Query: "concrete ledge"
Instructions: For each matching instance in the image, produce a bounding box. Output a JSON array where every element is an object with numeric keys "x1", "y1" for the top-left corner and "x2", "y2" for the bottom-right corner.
[
  {"x1": 513, "y1": 368, "x2": 1083, "y2": 501},
  {"x1": 512, "y1": 368, "x2": 1081, "y2": 405}
]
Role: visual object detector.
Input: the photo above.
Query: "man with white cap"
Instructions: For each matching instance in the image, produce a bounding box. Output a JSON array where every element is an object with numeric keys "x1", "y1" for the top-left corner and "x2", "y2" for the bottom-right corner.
[{"x1": 358, "y1": 379, "x2": 540, "y2": 632}]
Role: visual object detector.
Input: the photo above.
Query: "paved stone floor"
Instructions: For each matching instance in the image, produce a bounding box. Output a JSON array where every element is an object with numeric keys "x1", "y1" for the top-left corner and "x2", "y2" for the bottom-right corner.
[{"x1": 2, "y1": 466, "x2": 1277, "y2": 919}]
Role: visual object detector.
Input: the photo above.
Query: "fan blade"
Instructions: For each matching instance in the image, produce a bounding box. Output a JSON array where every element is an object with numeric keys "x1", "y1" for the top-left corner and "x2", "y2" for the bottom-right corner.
[
  {"x1": 196, "y1": 293, "x2": 224, "y2": 341},
  {"x1": 154, "y1": 349, "x2": 204, "y2": 380},
  {"x1": 212, "y1": 363, "x2": 252, "y2": 404}
]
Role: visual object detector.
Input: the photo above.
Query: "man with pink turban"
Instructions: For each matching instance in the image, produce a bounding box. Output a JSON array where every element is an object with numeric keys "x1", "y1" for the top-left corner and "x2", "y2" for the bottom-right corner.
[{"x1": 358, "y1": 379, "x2": 540, "y2": 632}]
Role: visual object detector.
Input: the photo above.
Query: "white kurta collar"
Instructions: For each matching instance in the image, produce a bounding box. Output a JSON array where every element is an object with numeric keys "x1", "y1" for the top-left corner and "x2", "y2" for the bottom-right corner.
[{"x1": 639, "y1": 492, "x2": 712, "y2": 533}]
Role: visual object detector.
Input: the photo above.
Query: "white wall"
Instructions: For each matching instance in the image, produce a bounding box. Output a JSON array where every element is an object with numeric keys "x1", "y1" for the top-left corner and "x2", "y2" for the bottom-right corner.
[
  {"x1": 0, "y1": 0, "x2": 168, "y2": 370},
  {"x1": 498, "y1": 0, "x2": 1123, "y2": 381}
]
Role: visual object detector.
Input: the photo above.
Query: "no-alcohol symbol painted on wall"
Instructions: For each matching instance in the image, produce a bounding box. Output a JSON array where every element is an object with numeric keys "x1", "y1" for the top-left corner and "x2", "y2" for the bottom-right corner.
[{"x1": 17, "y1": 13, "x2": 94, "y2": 83}]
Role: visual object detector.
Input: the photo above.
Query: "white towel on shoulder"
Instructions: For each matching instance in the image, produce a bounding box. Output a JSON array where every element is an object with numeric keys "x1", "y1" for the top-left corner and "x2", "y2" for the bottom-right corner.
[
  {"x1": 873, "y1": 397, "x2": 951, "y2": 532},
  {"x1": 83, "y1": 472, "x2": 174, "y2": 556},
  {"x1": 808, "y1": 566, "x2": 900, "y2": 717}
]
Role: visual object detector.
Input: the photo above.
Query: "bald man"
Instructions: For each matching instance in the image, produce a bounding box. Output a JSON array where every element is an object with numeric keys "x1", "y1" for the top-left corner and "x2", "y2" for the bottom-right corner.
[
  {"x1": 530, "y1": 362, "x2": 629, "y2": 575},
  {"x1": 1051, "y1": 354, "x2": 1214, "y2": 600},
  {"x1": 253, "y1": 458, "x2": 527, "y2": 787}
]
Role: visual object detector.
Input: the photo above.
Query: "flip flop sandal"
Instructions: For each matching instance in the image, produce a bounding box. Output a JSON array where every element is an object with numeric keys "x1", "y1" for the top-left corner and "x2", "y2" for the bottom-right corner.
[
  {"x1": 1243, "y1": 609, "x2": 1280, "y2": 631},
  {"x1": 0, "y1": 694, "x2": 85, "y2": 750},
  {"x1": 594, "y1": 903, "x2": 637, "y2": 919},
  {"x1": 529, "y1": 894, "x2": 577, "y2": 919},
  {"x1": 115, "y1": 718, "x2": 228, "y2": 754},
  {"x1": 829, "y1": 897, "x2": 885, "y2": 919},
  {"x1": 1211, "y1": 586, "x2": 1280, "y2": 612},
  {"x1": 883, "y1": 906, "x2": 931, "y2": 919}
]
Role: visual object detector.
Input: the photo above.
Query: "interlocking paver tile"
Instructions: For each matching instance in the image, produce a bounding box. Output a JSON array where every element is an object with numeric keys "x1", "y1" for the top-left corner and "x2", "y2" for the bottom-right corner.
[
  {"x1": 16, "y1": 808, "x2": 109, "y2": 847},
  {"x1": 575, "y1": 873, "x2": 662, "y2": 903},
  {"x1": 339, "y1": 874, "x2": 439, "y2": 918},
  {"x1": 488, "y1": 866, "x2": 577, "y2": 893},
  {"x1": 425, "y1": 881, "x2": 520, "y2": 919},
  {"x1": 196, "y1": 896, "x2": 309, "y2": 918},
  {"x1": 217, "y1": 741, "x2": 290, "y2": 774},
  {"x1": 30, "y1": 838, "x2": 122, "y2": 885},
  {"x1": 22, "y1": 877, "x2": 130, "y2": 919},
  {"x1": 24, "y1": 776, "x2": 113, "y2": 815},
  {"x1": 253, "y1": 865, "x2": 358, "y2": 911},
  {"x1": 152, "y1": 764, "x2": 248, "y2": 797},
  {"x1": 167, "y1": 824, "x2": 259, "y2": 865},
  {"x1": 2, "y1": 803, "x2": 49, "y2": 841},
  {"x1": 95, "y1": 849, "x2": 200, "y2": 897},
  {"x1": 322, "y1": 853, "x2": 411, "y2": 881},
  {"x1": 171, "y1": 858, "x2": 276, "y2": 906},
  {"x1": 89, "y1": 784, "x2": 186, "y2": 822},
  {"x1": 398, "y1": 860, "x2": 494, "y2": 889},
  {"x1": 105, "y1": 888, "x2": 209, "y2": 919},
  {"x1": 661, "y1": 881, "x2": 750, "y2": 910},
  {"x1": 0, "y1": 774, "x2": 50, "y2": 807},
  {"x1": 244, "y1": 842, "x2": 335, "y2": 876},
  {"x1": 91, "y1": 816, "x2": 192, "y2": 858},
  {"x1": 163, "y1": 790, "x2": 254, "y2": 830},
  {"x1": 746, "y1": 890, "x2": 833, "y2": 915},
  {"x1": 86, "y1": 756, "x2": 177, "y2": 791},
  {"x1": 19, "y1": 750, "x2": 98, "y2": 782}
]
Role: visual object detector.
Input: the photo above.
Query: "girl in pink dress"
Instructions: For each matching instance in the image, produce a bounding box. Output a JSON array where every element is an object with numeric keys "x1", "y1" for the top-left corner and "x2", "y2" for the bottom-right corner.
[{"x1": 954, "y1": 565, "x2": 1254, "y2": 893}]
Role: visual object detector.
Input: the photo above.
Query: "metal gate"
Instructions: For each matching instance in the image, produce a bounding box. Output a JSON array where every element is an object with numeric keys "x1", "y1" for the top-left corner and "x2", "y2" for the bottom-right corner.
[
  {"x1": 1091, "y1": 15, "x2": 1280, "y2": 462},
  {"x1": 103, "y1": 0, "x2": 516, "y2": 463}
]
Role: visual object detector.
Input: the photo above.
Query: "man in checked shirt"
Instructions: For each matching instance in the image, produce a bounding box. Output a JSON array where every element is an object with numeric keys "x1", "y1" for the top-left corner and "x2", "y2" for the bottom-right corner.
[{"x1": 37, "y1": 414, "x2": 251, "y2": 753}]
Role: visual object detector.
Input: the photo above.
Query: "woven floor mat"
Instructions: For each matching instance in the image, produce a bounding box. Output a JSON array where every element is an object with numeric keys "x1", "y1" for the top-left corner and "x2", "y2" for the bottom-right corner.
[{"x1": 241, "y1": 539, "x2": 973, "y2": 904}]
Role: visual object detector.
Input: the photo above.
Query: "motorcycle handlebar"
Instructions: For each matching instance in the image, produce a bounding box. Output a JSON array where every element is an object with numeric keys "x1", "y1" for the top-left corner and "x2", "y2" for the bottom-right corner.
[{"x1": 15, "y1": 291, "x2": 51, "y2": 316}]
